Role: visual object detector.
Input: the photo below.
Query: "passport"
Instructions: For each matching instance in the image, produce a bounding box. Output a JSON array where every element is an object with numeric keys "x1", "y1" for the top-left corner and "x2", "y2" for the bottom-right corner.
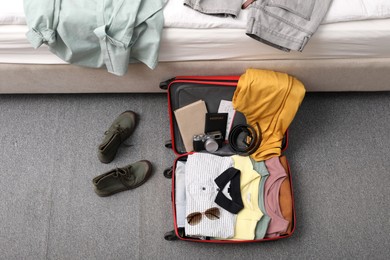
[{"x1": 205, "y1": 113, "x2": 228, "y2": 139}]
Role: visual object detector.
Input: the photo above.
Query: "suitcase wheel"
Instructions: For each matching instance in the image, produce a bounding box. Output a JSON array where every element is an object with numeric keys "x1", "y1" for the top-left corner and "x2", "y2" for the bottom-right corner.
[
  {"x1": 164, "y1": 230, "x2": 178, "y2": 241},
  {"x1": 163, "y1": 166, "x2": 173, "y2": 179},
  {"x1": 164, "y1": 140, "x2": 172, "y2": 149}
]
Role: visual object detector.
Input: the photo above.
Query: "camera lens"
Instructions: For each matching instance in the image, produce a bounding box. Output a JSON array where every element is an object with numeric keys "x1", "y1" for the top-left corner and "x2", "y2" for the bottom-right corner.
[{"x1": 204, "y1": 138, "x2": 218, "y2": 153}]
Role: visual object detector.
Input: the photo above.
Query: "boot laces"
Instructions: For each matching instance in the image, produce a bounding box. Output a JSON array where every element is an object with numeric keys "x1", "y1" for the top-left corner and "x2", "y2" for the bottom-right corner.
[
  {"x1": 113, "y1": 167, "x2": 133, "y2": 180},
  {"x1": 104, "y1": 124, "x2": 127, "y2": 136},
  {"x1": 104, "y1": 124, "x2": 133, "y2": 147}
]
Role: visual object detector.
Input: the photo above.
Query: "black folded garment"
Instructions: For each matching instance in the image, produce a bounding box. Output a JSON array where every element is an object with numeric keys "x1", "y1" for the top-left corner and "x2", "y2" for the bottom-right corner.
[{"x1": 214, "y1": 167, "x2": 243, "y2": 214}]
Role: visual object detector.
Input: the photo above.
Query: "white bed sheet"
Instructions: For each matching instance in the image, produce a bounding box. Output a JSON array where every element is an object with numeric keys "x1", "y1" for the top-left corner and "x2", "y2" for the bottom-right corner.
[
  {"x1": 2, "y1": 0, "x2": 390, "y2": 27},
  {"x1": 1, "y1": 19, "x2": 390, "y2": 64},
  {"x1": 0, "y1": 1, "x2": 25, "y2": 25},
  {"x1": 0, "y1": 25, "x2": 65, "y2": 64}
]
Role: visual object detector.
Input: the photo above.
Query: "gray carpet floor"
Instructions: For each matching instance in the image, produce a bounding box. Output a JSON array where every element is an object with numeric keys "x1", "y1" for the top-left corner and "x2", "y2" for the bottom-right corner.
[{"x1": 0, "y1": 92, "x2": 389, "y2": 260}]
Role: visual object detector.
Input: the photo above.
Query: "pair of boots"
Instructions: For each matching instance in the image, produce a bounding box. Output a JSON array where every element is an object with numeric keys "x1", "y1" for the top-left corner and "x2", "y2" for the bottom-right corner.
[{"x1": 92, "y1": 111, "x2": 152, "y2": 197}]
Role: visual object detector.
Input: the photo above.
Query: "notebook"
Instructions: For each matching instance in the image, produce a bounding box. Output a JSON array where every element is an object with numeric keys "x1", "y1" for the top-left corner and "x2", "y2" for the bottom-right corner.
[{"x1": 174, "y1": 100, "x2": 208, "y2": 152}]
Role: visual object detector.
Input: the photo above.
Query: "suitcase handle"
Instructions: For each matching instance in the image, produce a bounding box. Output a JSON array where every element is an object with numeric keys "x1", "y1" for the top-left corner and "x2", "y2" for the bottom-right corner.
[{"x1": 159, "y1": 77, "x2": 176, "y2": 90}]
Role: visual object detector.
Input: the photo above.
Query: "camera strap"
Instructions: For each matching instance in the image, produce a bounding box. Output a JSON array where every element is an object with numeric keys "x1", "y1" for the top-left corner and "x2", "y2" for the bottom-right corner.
[{"x1": 228, "y1": 123, "x2": 261, "y2": 156}]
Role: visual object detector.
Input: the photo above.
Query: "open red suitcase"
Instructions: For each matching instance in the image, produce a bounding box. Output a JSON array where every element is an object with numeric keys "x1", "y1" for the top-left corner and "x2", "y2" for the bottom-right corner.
[{"x1": 160, "y1": 75, "x2": 296, "y2": 243}]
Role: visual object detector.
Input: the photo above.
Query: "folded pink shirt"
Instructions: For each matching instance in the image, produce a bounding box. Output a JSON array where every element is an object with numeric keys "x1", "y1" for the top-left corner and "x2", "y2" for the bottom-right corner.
[{"x1": 264, "y1": 157, "x2": 289, "y2": 237}]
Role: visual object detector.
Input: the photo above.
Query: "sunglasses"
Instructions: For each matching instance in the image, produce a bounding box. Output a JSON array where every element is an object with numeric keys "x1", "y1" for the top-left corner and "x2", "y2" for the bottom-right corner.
[{"x1": 186, "y1": 207, "x2": 220, "y2": 226}]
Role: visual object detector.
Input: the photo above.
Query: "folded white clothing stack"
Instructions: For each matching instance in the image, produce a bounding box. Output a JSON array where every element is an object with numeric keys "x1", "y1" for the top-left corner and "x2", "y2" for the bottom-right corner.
[
  {"x1": 175, "y1": 161, "x2": 187, "y2": 228},
  {"x1": 185, "y1": 153, "x2": 235, "y2": 238}
]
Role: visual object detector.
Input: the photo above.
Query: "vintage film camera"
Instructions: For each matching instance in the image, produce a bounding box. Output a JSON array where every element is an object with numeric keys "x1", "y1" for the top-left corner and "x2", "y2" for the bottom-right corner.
[{"x1": 193, "y1": 131, "x2": 223, "y2": 153}]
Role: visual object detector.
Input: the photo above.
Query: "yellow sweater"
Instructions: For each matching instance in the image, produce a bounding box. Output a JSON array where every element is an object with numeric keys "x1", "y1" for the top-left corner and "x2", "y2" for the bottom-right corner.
[{"x1": 232, "y1": 69, "x2": 306, "y2": 161}]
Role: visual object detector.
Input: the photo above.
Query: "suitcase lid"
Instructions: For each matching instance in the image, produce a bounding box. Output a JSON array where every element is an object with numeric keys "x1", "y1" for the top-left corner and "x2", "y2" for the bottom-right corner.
[{"x1": 161, "y1": 76, "x2": 288, "y2": 156}]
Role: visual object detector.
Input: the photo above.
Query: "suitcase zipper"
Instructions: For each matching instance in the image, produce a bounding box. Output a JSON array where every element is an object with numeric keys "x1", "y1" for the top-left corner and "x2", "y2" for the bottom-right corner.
[{"x1": 174, "y1": 75, "x2": 240, "y2": 82}]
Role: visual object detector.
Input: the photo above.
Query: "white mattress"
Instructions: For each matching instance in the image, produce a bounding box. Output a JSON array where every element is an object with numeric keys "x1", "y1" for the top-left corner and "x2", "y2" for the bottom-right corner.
[{"x1": 1, "y1": 18, "x2": 390, "y2": 64}]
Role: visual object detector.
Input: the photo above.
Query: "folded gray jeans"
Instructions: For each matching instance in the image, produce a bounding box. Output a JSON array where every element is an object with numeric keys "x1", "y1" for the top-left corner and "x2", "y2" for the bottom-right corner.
[
  {"x1": 247, "y1": 0, "x2": 333, "y2": 51},
  {"x1": 184, "y1": 0, "x2": 243, "y2": 17}
]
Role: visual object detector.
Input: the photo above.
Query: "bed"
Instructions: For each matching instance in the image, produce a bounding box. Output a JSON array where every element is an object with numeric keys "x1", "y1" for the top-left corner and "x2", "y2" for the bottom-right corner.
[{"x1": 1, "y1": 0, "x2": 390, "y2": 93}]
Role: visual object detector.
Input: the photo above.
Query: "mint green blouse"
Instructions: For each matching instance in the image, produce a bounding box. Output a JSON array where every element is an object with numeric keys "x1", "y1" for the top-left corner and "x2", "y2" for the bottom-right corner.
[
  {"x1": 24, "y1": 0, "x2": 166, "y2": 76},
  {"x1": 251, "y1": 159, "x2": 271, "y2": 239}
]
